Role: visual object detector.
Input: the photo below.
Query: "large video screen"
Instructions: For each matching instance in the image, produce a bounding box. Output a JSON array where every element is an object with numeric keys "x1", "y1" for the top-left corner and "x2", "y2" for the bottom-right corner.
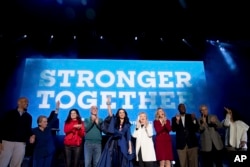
[{"x1": 20, "y1": 58, "x2": 208, "y2": 135}]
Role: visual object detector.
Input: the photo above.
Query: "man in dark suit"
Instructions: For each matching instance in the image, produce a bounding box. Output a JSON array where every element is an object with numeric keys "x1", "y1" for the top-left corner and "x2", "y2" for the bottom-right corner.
[{"x1": 172, "y1": 103, "x2": 199, "y2": 167}]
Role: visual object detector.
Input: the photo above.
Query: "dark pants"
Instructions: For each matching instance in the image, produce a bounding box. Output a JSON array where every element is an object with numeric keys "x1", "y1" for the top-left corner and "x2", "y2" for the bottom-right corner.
[
  {"x1": 201, "y1": 145, "x2": 223, "y2": 167},
  {"x1": 64, "y1": 145, "x2": 82, "y2": 167},
  {"x1": 138, "y1": 148, "x2": 156, "y2": 167}
]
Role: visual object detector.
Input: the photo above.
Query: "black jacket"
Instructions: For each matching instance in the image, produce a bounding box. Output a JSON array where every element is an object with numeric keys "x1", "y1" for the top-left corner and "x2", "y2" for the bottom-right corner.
[
  {"x1": 0, "y1": 108, "x2": 32, "y2": 143},
  {"x1": 171, "y1": 113, "x2": 199, "y2": 149}
]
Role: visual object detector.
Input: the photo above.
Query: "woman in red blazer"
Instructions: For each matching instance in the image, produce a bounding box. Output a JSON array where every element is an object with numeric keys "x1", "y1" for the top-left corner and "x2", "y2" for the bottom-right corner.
[{"x1": 154, "y1": 107, "x2": 174, "y2": 167}]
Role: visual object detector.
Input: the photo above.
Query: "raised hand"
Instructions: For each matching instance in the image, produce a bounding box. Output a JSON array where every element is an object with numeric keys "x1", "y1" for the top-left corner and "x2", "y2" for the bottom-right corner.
[
  {"x1": 106, "y1": 96, "x2": 111, "y2": 104},
  {"x1": 56, "y1": 100, "x2": 60, "y2": 109},
  {"x1": 106, "y1": 96, "x2": 112, "y2": 116}
]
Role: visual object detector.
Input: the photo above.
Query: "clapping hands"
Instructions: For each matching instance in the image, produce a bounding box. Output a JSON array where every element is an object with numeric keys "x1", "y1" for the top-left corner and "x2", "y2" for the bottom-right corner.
[
  {"x1": 136, "y1": 119, "x2": 141, "y2": 129},
  {"x1": 73, "y1": 124, "x2": 82, "y2": 129}
]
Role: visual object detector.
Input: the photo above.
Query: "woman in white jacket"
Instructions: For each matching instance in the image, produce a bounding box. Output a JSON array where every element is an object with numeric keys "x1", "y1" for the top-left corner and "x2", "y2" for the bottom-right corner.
[
  {"x1": 132, "y1": 112, "x2": 156, "y2": 167},
  {"x1": 222, "y1": 107, "x2": 249, "y2": 151}
]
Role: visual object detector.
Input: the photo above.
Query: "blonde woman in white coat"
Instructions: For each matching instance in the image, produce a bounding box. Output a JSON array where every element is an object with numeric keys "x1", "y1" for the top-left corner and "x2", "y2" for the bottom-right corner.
[{"x1": 132, "y1": 112, "x2": 156, "y2": 167}]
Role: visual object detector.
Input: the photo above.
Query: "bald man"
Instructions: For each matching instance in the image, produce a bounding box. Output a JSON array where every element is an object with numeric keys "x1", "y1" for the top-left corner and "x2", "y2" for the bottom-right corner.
[
  {"x1": 84, "y1": 105, "x2": 104, "y2": 167},
  {"x1": 0, "y1": 97, "x2": 32, "y2": 167}
]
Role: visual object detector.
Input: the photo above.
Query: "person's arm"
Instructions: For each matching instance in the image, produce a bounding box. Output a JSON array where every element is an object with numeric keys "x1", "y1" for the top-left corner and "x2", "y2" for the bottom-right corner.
[
  {"x1": 222, "y1": 114, "x2": 232, "y2": 127},
  {"x1": 29, "y1": 128, "x2": 36, "y2": 144},
  {"x1": 154, "y1": 120, "x2": 167, "y2": 134},
  {"x1": 48, "y1": 109, "x2": 59, "y2": 127},
  {"x1": 0, "y1": 111, "x2": 8, "y2": 153},
  {"x1": 132, "y1": 119, "x2": 140, "y2": 138},
  {"x1": 210, "y1": 115, "x2": 223, "y2": 129},
  {"x1": 164, "y1": 119, "x2": 172, "y2": 132},
  {"x1": 0, "y1": 112, "x2": 8, "y2": 144},
  {"x1": 78, "y1": 121, "x2": 86, "y2": 137},
  {"x1": 199, "y1": 114, "x2": 208, "y2": 132},
  {"x1": 64, "y1": 122, "x2": 75, "y2": 134},
  {"x1": 84, "y1": 118, "x2": 94, "y2": 132},
  {"x1": 171, "y1": 116, "x2": 180, "y2": 132},
  {"x1": 190, "y1": 113, "x2": 199, "y2": 132},
  {"x1": 128, "y1": 140, "x2": 132, "y2": 154},
  {"x1": 48, "y1": 101, "x2": 60, "y2": 127},
  {"x1": 96, "y1": 118, "x2": 103, "y2": 130},
  {"x1": 127, "y1": 125, "x2": 133, "y2": 154},
  {"x1": 106, "y1": 96, "x2": 113, "y2": 117},
  {"x1": 27, "y1": 114, "x2": 33, "y2": 140},
  {"x1": 145, "y1": 123, "x2": 154, "y2": 137},
  {"x1": 239, "y1": 130, "x2": 248, "y2": 148}
]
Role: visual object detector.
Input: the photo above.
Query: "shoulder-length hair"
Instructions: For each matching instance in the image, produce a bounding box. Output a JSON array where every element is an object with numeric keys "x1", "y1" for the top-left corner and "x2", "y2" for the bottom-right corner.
[
  {"x1": 65, "y1": 108, "x2": 82, "y2": 124},
  {"x1": 154, "y1": 107, "x2": 166, "y2": 120},
  {"x1": 37, "y1": 115, "x2": 47, "y2": 126}
]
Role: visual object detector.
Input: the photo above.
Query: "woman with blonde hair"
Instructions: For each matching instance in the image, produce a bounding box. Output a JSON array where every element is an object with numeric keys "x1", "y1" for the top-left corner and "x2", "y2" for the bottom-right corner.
[
  {"x1": 133, "y1": 111, "x2": 156, "y2": 167},
  {"x1": 153, "y1": 107, "x2": 173, "y2": 167}
]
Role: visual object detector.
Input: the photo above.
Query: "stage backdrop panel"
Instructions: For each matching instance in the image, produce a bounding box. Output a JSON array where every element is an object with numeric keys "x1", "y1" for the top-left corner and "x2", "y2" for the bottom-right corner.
[{"x1": 20, "y1": 58, "x2": 208, "y2": 135}]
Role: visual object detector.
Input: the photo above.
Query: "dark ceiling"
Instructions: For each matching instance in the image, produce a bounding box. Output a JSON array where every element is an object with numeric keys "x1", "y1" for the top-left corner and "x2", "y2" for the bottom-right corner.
[
  {"x1": 1, "y1": 0, "x2": 250, "y2": 60},
  {"x1": 1, "y1": 1, "x2": 249, "y2": 35}
]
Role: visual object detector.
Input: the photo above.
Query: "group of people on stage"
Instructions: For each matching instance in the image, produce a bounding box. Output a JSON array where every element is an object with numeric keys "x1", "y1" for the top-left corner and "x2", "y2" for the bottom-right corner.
[{"x1": 0, "y1": 96, "x2": 249, "y2": 167}]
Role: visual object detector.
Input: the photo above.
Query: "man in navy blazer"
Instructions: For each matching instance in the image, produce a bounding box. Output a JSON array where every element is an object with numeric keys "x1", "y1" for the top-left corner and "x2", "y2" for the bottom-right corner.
[{"x1": 172, "y1": 103, "x2": 199, "y2": 167}]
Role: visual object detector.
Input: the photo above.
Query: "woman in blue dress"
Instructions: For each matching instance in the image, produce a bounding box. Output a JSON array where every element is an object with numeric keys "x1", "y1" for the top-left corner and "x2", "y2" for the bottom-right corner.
[{"x1": 97, "y1": 97, "x2": 135, "y2": 167}]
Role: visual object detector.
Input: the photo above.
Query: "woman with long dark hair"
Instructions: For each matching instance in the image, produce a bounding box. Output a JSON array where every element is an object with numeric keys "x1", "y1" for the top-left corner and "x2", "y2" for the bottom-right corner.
[
  {"x1": 63, "y1": 108, "x2": 85, "y2": 167},
  {"x1": 222, "y1": 107, "x2": 249, "y2": 150},
  {"x1": 97, "y1": 97, "x2": 135, "y2": 167}
]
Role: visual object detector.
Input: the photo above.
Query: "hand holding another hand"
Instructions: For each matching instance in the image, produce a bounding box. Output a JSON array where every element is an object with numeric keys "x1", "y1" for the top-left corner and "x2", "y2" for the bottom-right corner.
[{"x1": 74, "y1": 124, "x2": 82, "y2": 129}]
